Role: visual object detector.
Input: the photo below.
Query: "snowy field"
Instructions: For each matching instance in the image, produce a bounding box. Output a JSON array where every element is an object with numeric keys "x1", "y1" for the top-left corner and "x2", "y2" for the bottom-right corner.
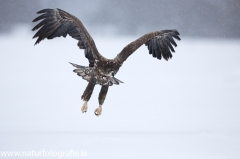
[{"x1": 0, "y1": 27, "x2": 240, "y2": 158}]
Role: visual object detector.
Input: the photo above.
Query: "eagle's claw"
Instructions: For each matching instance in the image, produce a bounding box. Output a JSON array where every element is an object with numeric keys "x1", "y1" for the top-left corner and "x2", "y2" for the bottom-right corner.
[
  {"x1": 81, "y1": 101, "x2": 88, "y2": 113},
  {"x1": 94, "y1": 106, "x2": 102, "y2": 116}
]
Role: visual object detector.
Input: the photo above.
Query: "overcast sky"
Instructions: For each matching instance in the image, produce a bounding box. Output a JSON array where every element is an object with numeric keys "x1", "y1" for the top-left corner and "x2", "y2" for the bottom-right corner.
[{"x1": 0, "y1": 0, "x2": 240, "y2": 38}]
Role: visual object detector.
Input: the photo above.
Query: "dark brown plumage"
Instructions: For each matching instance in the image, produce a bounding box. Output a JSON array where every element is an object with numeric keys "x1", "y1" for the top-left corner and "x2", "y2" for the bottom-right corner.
[{"x1": 32, "y1": 8, "x2": 181, "y2": 116}]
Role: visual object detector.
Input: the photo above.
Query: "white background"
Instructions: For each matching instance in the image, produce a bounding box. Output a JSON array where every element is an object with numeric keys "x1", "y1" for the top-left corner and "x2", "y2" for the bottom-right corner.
[{"x1": 0, "y1": 27, "x2": 240, "y2": 158}]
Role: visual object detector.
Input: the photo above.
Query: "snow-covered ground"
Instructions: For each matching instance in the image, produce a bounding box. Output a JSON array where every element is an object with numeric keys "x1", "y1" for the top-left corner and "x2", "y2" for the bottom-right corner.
[{"x1": 0, "y1": 27, "x2": 240, "y2": 158}]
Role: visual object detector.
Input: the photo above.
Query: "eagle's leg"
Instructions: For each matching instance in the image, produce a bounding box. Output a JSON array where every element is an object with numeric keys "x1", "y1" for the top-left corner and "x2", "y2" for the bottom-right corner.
[
  {"x1": 94, "y1": 85, "x2": 109, "y2": 116},
  {"x1": 81, "y1": 78, "x2": 96, "y2": 113}
]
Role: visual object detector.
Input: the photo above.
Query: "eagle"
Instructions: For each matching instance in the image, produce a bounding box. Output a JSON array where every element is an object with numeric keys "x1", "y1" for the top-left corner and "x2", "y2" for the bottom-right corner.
[{"x1": 32, "y1": 8, "x2": 181, "y2": 116}]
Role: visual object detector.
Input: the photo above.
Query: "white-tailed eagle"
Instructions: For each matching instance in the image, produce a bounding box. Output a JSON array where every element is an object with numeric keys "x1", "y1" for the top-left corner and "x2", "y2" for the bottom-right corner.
[{"x1": 32, "y1": 8, "x2": 181, "y2": 116}]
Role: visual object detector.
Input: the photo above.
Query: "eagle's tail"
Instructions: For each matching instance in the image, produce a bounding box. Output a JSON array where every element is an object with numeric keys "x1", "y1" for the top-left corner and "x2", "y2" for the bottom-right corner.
[{"x1": 69, "y1": 62, "x2": 92, "y2": 82}]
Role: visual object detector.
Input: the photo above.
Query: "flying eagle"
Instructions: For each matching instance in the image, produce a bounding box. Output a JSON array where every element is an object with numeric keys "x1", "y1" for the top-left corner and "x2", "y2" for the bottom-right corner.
[{"x1": 32, "y1": 8, "x2": 181, "y2": 116}]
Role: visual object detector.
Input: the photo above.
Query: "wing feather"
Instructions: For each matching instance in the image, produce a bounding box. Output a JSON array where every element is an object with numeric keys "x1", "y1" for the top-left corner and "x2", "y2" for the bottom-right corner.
[
  {"x1": 115, "y1": 30, "x2": 180, "y2": 63},
  {"x1": 32, "y1": 8, "x2": 103, "y2": 67}
]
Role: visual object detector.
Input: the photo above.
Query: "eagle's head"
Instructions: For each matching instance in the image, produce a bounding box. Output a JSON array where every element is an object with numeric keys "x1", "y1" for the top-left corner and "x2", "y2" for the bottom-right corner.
[
  {"x1": 106, "y1": 70, "x2": 123, "y2": 85},
  {"x1": 107, "y1": 70, "x2": 115, "y2": 77}
]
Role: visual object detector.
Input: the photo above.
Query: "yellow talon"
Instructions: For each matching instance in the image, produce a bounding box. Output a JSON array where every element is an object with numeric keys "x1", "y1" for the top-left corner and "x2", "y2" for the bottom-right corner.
[
  {"x1": 81, "y1": 101, "x2": 88, "y2": 113},
  {"x1": 94, "y1": 106, "x2": 102, "y2": 116}
]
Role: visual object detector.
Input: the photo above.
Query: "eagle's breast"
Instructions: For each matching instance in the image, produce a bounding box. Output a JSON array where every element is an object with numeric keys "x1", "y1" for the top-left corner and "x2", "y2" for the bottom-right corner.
[{"x1": 92, "y1": 59, "x2": 121, "y2": 86}]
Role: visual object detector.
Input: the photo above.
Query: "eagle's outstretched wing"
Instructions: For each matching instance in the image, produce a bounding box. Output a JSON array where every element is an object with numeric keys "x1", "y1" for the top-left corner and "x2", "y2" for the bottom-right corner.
[
  {"x1": 32, "y1": 8, "x2": 102, "y2": 66},
  {"x1": 115, "y1": 30, "x2": 180, "y2": 63}
]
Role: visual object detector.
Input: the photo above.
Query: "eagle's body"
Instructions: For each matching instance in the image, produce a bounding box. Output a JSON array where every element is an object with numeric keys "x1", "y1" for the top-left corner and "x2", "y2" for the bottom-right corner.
[
  {"x1": 32, "y1": 8, "x2": 181, "y2": 116},
  {"x1": 70, "y1": 59, "x2": 122, "y2": 86}
]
